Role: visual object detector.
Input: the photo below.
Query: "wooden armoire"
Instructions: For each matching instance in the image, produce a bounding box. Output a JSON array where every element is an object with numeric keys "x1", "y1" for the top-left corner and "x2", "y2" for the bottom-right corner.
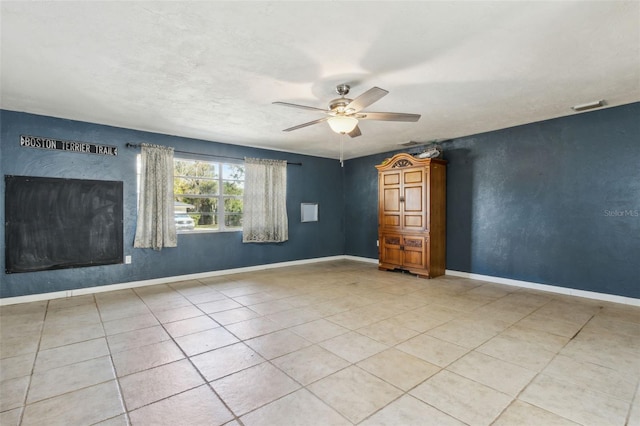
[{"x1": 375, "y1": 153, "x2": 447, "y2": 278}]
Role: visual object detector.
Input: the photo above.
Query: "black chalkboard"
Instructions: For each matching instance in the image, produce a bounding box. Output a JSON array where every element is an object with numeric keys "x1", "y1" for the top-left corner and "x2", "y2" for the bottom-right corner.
[{"x1": 5, "y1": 176, "x2": 123, "y2": 273}]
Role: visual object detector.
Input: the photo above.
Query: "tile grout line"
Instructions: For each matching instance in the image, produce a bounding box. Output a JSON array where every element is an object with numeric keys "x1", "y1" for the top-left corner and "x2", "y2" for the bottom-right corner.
[
  {"x1": 95, "y1": 292, "x2": 133, "y2": 426},
  {"x1": 625, "y1": 379, "x2": 640, "y2": 426},
  {"x1": 131, "y1": 284, "x2": 246, "y2": 426},
  {"x1": 492, "y1": 307, "x2": 601, "y2": 426},
  {"x1": 17, "y1": 299, "x2": 49, "y2": 426}
]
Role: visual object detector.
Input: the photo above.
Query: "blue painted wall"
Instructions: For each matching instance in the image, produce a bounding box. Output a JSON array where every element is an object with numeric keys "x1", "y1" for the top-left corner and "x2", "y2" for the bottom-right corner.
[
  {"x1": 3, "y1": 103, "x2": 639, "y2": 299},
  {"x1": 1, "y1": 110, "x2": 345, "y2": 298},
  {"x1": 343, "y1": 151, "x2": 394, "y2": 261},
  {"x1": 344, "y1": 103, "x2": 640, "y2": 299}
]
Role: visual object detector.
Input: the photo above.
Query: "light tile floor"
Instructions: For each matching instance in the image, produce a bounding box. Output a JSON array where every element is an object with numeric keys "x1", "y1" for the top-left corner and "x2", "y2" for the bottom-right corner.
[{"x1": 1, "y1": 260, "x2": 639, "y2": 425}]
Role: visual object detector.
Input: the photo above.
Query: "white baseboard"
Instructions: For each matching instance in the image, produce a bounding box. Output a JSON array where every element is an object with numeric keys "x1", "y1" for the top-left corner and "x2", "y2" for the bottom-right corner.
[
  {"x1": 0, "y1": 255, "x2": 349, "y2": 306},
  {"x1": 445, "y1": 269, "x2": 640, "y2": 307},
  {"x1": 2, "y1": 256, "x2": 637, "y2": 307},
  {"x1": 342, "y1": 255, "x2": 378, "y2": 264}
]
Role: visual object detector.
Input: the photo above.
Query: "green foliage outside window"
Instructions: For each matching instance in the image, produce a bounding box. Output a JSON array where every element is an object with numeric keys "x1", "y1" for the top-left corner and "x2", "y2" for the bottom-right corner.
[{"x1": 174, "y1": 159, "x2": 244, "y2": 231}]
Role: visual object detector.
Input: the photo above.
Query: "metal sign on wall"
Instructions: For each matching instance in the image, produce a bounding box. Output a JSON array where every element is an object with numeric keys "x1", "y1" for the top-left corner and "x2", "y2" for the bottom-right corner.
[{"x1": 20, "y1": 135, "x2": 118, "y2": 156}]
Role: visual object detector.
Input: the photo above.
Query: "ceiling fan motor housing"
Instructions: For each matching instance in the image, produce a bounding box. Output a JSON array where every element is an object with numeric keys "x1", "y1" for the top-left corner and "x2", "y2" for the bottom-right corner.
[{"x1": 329, "y1": 98, "x2": 353, "y2": 114}]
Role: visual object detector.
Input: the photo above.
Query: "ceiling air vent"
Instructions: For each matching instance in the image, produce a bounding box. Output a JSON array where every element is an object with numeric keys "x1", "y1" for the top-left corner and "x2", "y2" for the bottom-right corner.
[
  {"x1": 399, "y1": 141, "x2": 422, "y2": 147},
  {"x1": 399, "y1": 139, "x2": 451, "y2": 147},
  {"x1": 572, "y1": 100, "x2": 605, "y2": 112}
]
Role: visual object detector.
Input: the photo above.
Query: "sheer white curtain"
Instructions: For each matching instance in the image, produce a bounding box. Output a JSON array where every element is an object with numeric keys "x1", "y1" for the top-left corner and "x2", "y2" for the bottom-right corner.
[
  {"x1": 242, "y1": 158, "x2": 288, "y2": 243},
  {"x1": 134, "y1": 143, "x2": 177, "y2": 250}
]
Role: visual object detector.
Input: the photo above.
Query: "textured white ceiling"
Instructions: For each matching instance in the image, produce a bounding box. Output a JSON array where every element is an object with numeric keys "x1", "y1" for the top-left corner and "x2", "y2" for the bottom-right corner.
[{"x1": 2, "y1": 1, "x2": 639, "y2": 159}]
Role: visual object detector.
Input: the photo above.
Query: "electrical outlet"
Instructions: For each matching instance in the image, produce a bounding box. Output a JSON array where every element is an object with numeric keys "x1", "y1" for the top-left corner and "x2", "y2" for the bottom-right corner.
[{"x1": 125, "y1": 255, "x2": 132, "y2": 264}]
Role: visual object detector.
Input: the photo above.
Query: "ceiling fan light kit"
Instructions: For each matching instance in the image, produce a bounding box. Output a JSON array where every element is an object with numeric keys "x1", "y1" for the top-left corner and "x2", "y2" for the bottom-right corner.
[{"x1": 328, "y1": 116, "x2": 358, "y2": 134}]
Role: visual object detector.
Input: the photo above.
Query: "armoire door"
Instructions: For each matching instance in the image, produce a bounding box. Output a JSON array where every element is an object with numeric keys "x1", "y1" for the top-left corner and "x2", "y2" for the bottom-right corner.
[
  {"x1": 379, "y1": 233, "x2": 403, "y2": 266},
  {"x1": 379, "y1": 171, "x2": 402, "y2": 232},
  {"x1": 402, "y1": 168, "x2": 427, "y2": 233},
  {"x1": 401, "y1": 235, "x2": 427, "y2": 269}
]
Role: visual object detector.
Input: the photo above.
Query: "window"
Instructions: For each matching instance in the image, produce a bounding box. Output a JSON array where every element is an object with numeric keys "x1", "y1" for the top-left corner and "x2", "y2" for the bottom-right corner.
[
  {"x1": 174, "y1": 159, "x2": 244, "y2": 232},
  {"x1": 136, "y1": 156, "x2": 245, "y2": 233}
]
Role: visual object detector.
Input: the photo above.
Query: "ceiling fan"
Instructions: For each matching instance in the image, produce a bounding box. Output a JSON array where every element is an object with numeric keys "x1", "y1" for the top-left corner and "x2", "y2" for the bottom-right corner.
[{"x1": 273, "y1": 84, "x2": 421, "y2": 138}]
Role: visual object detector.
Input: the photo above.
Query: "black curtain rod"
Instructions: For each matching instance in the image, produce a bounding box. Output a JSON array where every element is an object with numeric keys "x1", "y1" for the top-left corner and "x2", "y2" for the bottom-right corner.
[{"x1": 125, "y1": 143, "x2": 302, "y2": 166}]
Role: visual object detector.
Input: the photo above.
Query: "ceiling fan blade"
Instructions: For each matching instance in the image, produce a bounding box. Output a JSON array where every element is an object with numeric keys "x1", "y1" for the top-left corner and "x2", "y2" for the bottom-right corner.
[
  {"x1": 346, "y1": 87, "x2": 388, "y2": 112},
  {"x1": 358, "y1": 112, "x2": 421, "y2": 122},
  {"x1": 282, "y1": 117, "x2": 329, "y2": 132},
  {"x1": 348, "y1": 126, "x2": 362, "y2": 138},
  {"x1": 273, "y1": 101, "x2": 329, "y2": 113}
]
